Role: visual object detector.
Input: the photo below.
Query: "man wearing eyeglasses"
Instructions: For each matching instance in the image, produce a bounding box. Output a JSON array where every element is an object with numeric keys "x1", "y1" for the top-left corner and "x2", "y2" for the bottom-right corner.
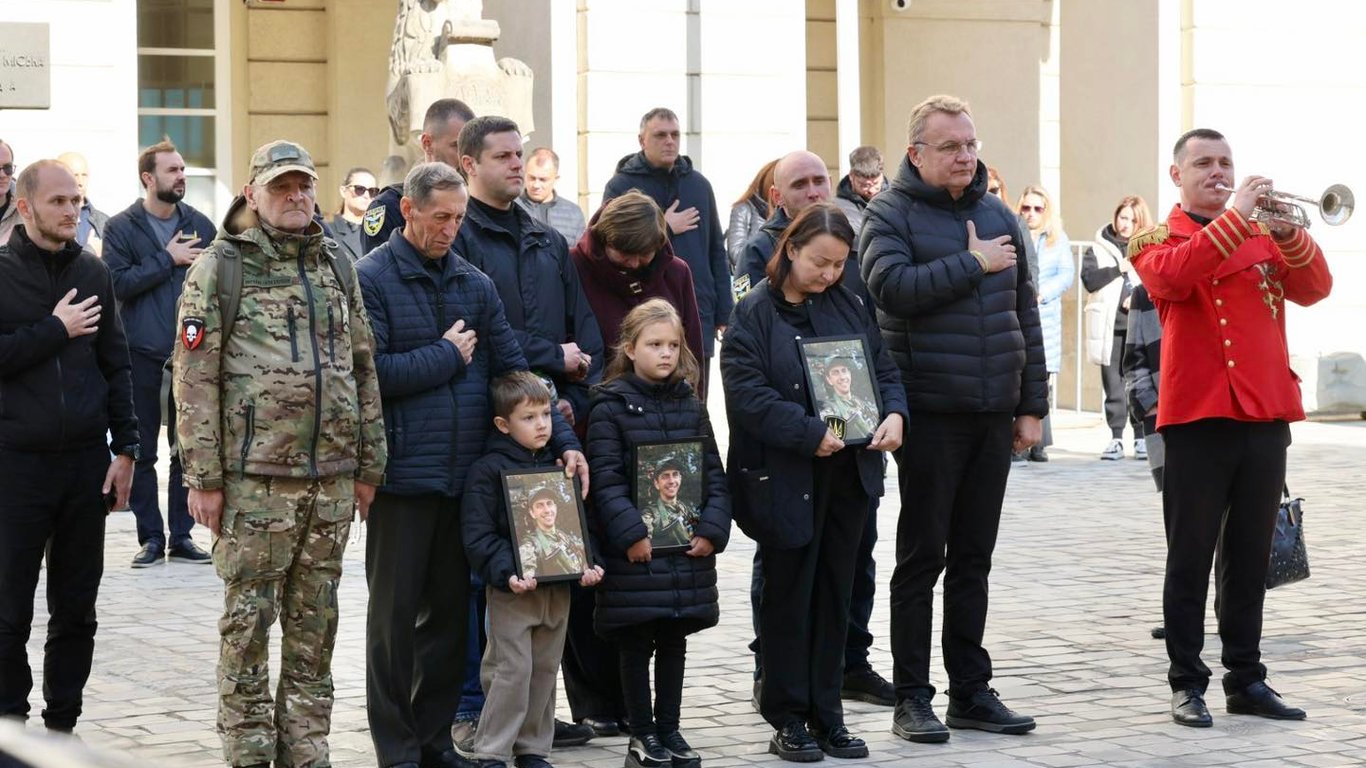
[
  {"x1": 0, "y1": 140, "x2": 20, "y2": 243},
  {"x1": 363, "y1": 98, "x2": 475, "y2": 254},
  {"x1": 860, "y1": 94, "x2": 1046, "y2": 743}
]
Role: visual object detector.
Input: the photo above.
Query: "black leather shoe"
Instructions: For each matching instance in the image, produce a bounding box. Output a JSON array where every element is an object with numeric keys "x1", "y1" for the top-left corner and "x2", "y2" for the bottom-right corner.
[
  {"x1": 810, "y1": 725, "x2": 867, "y2": 759},
  {"x1": 1226, "y1": 681, "x2": 1306, "y2": 720},
  {"x1": 1027, "y1": 446, "x2": 1049, "y2": 462},
  {"x1": 946, "y1": 689, "x2": 1035, "y2": 734},
  {"x1": 131, "y1": 543, "x2": 164, "y2": 568},
  {"x1": 767, "y1": 722, "x2": 823, "y2": 763},
  {"x1": 427, "y1": 749, "x2": 498, "y2": 768},
  {"x1": 168, "y1": 539, "x2": 211, "y2": 564},
  {"x1": 659, "y1": 730, "x2": 701, "y2": 768},
  {"x1": 625, "y1": 734, "x2": 670, "y2": 768},
  {"x1": 1171, "y1": 689, "x2": 1213, "y2": 727},
  {"x1": 891, "y1": 694, "x2": 949, "y2": 743},
  {"x1": 513, "y1": 756, "x2": 552, "y2": 768},
  {"x1": 553, "y1": 718, "x2": 594, "y2": 747},
  {"x1": 840, "y1": 668, "x2": 895, "y2": 706},
  {"x1": 579, "y1": 716, "x2": 619, "y2": 738}
]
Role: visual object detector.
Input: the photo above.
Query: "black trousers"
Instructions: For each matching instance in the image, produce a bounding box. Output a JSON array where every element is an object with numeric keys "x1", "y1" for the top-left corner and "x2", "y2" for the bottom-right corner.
[
  {"x1": 1100, "y1": 331, "x2": 1143, "y2": 440},
  {"x1": 1162, "y1": 418, "x2": 1288, "y2": 694},
  {"x1": 614, "y1": 619, "x2": 690, "y2": 738},
  {"x1": 759, "y1": 451, "x2": 868, "y2": 732},
  {"x1": 748, "y1": 496, "x2": 880, "y2": 677},
  {"x1": 0, "y1": 446, "x2": 109, "y2": 730},
  {"x1": 890, "y1": 412, "x2": 1013, "y2": 700},
  {"x1": 365, "y1": 492, "x2": 469, "y2": 767},
  {"x1": 561, "y1": 584, "x2": 624, "y2": 722},
  {"x1": 128, "y1": 350, "x2": 192, "y2": 549}
]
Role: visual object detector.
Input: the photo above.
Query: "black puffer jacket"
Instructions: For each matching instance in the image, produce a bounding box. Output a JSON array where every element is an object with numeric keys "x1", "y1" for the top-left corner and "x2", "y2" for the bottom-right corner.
[
  {"x1": 462, "y1": 431, "x2": 588, "y2": 591},
  {"x1": 720, "y1": 282, "x2": 907, "y2": 549},
  {"x1": 585, "y1": 374, "x2": 730, "y2": 636},
  {"x1": 859, "y1": 156, "x2": 1048, "y2": 417}
]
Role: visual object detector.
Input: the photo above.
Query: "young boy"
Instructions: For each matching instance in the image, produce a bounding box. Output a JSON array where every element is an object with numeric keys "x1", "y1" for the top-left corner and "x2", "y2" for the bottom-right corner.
[{"x1": 460, "y1": 372, "x2": 605, "y2": 768}]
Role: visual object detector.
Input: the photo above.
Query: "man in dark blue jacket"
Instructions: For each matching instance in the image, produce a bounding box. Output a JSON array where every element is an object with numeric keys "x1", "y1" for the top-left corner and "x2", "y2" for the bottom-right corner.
[
  {"x1": 103, "y1": 139, "x2": 216, "y2": 568},
  {"x1": 860, "y1": 94, "x2": 1048, "y2": 743},
  {"x1": 454, "y1": 115, "x2": 604, "y2": 428},
  {"x1": 356, "y1": 161, "x2": 587, "y2": 768},
  {"x1": 0, "y1": 160, "x2": 138, "y2": 732},
  {"x1": 602, "y1": 108, "x2": 731, "y2": 392}
]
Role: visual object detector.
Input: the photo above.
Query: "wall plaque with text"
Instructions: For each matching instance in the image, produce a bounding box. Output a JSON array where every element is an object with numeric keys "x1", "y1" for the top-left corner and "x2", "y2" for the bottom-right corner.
[{"x1": 0, "y1": 23, "x2": 51, "y2": 110}]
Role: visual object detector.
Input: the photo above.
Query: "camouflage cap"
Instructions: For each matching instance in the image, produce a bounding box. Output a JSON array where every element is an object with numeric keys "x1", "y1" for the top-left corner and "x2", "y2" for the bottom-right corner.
[
  {"x1": 656, "y1": 456, "x2": 686, "y2": 475},
  {"x1": 529, "y1": 486, "x2": 559, "y2": 506},
  {"x1": 248, "y1": 140, "x2": 317, "y2": 185}
]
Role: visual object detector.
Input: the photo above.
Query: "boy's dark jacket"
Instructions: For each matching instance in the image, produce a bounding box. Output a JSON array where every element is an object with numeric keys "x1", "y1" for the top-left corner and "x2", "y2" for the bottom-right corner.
[
  {"x1": 585, "y1": 373, "x2": 731, "y2": 635},
  {"x1": 462, "y1": 430, "x2": 600, "y2": 591}
]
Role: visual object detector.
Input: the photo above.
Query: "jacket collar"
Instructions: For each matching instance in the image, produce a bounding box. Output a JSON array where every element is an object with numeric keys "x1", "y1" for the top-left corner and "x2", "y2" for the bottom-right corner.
[
  {"x1": 482, "y1": 429, "x2": 556, "y2": 464},
  {"x1": 614, "y1": 151, "x2": 694, "y2": 179},
  {"x1": 890, "y1": 154, "x2": 989, "y2": 210},
  {"x1": 218, "y1": 194, "x2": 325, "y2": 263},
  {"x1": 571, "y1": 213, "x2": 675, "y2": 298},
  {"x1": 386, "y1": 227, "x2": 471, "y2": 283},
  {"x1": 593, "y1": 373, "x2": 695, "y2": 410},
  {"x1": 463, "y1": 195, "x2": 551, "y2": 241},
  {"x1": 760, "y1": 207, "x2": 792, "y2": 238},
  {"x1": 1165, "y1": 204, "x2": 1274, "y2": 277},
  {"x1": 7, "y1": 224, "x2": 83, "y2": 267}
]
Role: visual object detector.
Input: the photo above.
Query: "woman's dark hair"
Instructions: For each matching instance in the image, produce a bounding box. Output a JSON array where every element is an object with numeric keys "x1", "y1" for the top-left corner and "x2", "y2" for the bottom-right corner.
[
  {"x1": 733, "y1": 158, "x2": 780, "y2": 214},
  {"x1": 765, "y1": 202, "x2": 856, "y2": 289},
  {"x1": 335, "y1": 166, "x2": 374, "y2": 215}
]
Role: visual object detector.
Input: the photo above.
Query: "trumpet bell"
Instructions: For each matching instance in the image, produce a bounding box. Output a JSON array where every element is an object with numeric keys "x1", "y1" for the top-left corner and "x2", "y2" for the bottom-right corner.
[{"x1": 1320, "y1": 184, "x2": 1353, "y2": 226}]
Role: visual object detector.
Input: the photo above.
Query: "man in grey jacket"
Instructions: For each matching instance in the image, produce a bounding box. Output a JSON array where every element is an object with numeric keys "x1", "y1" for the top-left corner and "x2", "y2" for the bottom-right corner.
[{"x1": 518, "y1": 147, "x2": 586, "y2": 244}]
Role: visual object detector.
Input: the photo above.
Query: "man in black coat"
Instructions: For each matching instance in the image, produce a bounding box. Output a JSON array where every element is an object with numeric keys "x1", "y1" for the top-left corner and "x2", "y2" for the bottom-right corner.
[
  {"x1": 102, "y1": 138, "x2": 217, "y2": 568},
  {"x1": 859, "y1": 94, "x2": 1048, "y2": 743},
  {"x1": 602, "y1": 108, "x2": 732, "y2": 392},
  {"x1": 0, "y1": 160, "x2": 138, "y2": 733}
]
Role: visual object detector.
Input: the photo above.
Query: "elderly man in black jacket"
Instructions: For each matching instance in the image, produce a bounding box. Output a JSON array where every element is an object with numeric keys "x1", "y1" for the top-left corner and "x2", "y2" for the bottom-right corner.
[
  {"x1": 0, "y1": 160, "x2": 138, "y2": 733},
  {"x1": 860, "y1": 94, "x2": 1048, "y2": 744}
]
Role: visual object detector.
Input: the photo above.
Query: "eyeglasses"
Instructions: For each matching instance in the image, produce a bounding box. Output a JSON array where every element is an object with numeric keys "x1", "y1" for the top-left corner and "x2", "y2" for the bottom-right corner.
[
  {"x1": 0, "y1": 164, "x2": 14, "y2": 177},
  {"x1": 1019, "y1": 205, "x2": 1045, "y2": 213},
  {"x1": 987, "y1": 186, "x2": 1001, "y2": 195},
  {"x1": 349, "y1": 184, "x2": 380, "y2": 198},
  {"x1": 913, "y1": 139, "x2": 982, "y2": 156}
]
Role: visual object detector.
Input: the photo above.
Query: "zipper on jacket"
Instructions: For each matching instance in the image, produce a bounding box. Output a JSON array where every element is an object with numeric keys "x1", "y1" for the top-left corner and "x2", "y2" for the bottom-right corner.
[
  {"x1": 298, "y1": 254, "x2": 324, "y2": 477},
  {"x1": 287, "y1": 306, "x2": 300, "y2": 363},
  {"x1": 239, "y1": 403, "x2": 256, "y2": 480},
  {"x1": 327, "y1": 303, "x2": 336, "y2": 363}
]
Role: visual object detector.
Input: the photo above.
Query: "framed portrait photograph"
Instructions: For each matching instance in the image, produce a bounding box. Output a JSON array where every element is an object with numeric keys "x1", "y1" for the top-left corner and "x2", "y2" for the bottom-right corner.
[
  {"x1": 502, "y1": 467, "x2": 589, "y2": 584},
  {"x1": 798, "y1": 335, "x2": 883, "y2": 447},
  {"x1": 631, "y1": 438, "x2": 706, "y2": 555}
]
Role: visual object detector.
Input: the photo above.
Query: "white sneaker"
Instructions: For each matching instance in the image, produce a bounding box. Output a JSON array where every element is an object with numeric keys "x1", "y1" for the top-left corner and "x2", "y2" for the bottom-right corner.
[
  {"x1": 1100, "y1": 439, "x2": 1124, "y2": 461},
  {"x1": 1133, "y1": 439, "x2": 1148, "y2": 460}
]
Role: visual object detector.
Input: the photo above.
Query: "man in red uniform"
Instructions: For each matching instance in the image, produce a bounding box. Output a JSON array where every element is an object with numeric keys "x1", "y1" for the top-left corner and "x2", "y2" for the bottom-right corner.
[{"x1": 1130, "y1": 128, "x2": 1332, "y2": 728}]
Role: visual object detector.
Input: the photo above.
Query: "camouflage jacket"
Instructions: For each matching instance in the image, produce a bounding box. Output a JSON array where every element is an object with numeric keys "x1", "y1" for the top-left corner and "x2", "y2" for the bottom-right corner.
[
  {"x1": 518, "y1": 527, "x2": 586, "y2": 579},
  {"x1": 173, "y1": 199, "x2": 387, "y2": 489}
]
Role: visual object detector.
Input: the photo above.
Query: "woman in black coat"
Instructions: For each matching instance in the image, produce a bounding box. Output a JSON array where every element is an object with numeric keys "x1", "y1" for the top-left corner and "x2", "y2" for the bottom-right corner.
[{"x1": 721, "y1": 203, "x2": 908, "y2": 762}]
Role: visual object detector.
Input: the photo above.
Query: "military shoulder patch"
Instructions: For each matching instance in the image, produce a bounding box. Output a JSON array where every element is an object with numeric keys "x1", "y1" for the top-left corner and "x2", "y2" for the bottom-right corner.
[
  {"x1": 732, "y1": 273, "x2": 752, "y2": 297},
  {"x1": 362, "y1": 206, "x2": 386, "y2": 237},
  {"x1": 1126, "y1": 224, "x2": 1169, "y2": 258},
  {"x1": 181, "y1": 316, "x2": 206, "y2": 350}
]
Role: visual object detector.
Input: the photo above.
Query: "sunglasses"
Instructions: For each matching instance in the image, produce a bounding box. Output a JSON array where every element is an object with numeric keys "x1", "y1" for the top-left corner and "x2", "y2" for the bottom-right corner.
[
  {"x1": 987, "y1": 186, "x2": 1001, "y2": 195},
  {"x1": 0, "y1": 163, "x2": 14, "y2": 176},
  {"x1": 349, "y1": 184, "x2": 380, "y2": 198},
  {"x1": 1019, "y1": 205, "x2": 1045, "y2": 213}
]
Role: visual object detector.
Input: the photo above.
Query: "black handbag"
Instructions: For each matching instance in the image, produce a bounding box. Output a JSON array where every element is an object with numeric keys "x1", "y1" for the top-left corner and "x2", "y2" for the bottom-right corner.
[{"x1": 1265, "y1": 485, "x2": 1309, "y2": 590}]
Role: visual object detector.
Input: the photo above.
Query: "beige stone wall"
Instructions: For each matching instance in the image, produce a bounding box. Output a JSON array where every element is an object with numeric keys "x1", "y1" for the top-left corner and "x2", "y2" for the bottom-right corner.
[{"x1": 807, "y1": 0, "x2": 840, "y2": 175}]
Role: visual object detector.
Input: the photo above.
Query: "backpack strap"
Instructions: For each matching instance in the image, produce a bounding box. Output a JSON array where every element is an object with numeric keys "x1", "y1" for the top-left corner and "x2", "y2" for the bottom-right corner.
[{"x1": 216, "y1": 241, "x2": 243, "y2": 347}]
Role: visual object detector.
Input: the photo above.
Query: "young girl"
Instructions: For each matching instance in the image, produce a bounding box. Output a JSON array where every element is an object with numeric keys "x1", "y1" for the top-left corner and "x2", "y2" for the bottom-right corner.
[{"x1": 586, "y1": 298, "x2": 731, "y2": 768}]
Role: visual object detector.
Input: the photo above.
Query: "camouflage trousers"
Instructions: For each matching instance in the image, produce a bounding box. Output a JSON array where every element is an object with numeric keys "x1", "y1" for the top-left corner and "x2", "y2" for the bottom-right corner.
[{"x1": 214, "y1": 474, "x2": 354, "y2": 768}]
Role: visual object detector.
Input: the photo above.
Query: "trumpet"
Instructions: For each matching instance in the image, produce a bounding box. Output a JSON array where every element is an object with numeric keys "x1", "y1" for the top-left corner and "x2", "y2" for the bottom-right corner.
[{"x1": 1214, "y1": 182, "x2": 1354, "y2": 228}]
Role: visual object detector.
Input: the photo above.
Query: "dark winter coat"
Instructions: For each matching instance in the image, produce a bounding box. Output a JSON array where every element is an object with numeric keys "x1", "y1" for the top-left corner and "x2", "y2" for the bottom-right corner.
[
  {"x1": 720, "y1": 282, "x2": 907, "y2": 549},
  {"x1": 357, "y1": 229, "x2": 579, "y2": 497},
  {"x1": 585, "y1": 374, "x2": 730, "y2": 636},
  {"x1": 454, "y1": 199, "x2": 605, "y2": 424},
  {"x1": 568, "y1": 218, "x2": 704, "y2": 370},
  {"x1": 858, "y1": 155, "x2": 1048, "y2": 417},
  {"x1": 735, "y1": 206, "x2": 872, "y2": 320},
  {"x1": 102, "y1": 199, "x2": 216, "y2": 357},
  {"x1": 603, "y1": 152, "x2": 732, "y2": 356},
  {"x1": 0, "y1": 226, "x2": 138, "y2": 453}
]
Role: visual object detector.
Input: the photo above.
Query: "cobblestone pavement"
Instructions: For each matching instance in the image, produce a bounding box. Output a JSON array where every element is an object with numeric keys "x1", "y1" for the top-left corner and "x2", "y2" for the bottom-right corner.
[{"x1": 14, "y1": 398, "x2": 1366, "y2": 767}]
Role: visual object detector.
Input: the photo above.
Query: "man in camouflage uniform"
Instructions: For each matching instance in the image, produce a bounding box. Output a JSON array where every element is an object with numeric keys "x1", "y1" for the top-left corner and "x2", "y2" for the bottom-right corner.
[
  {"x1": 519, "y1": 486, "x2": 586, "y2": 579},
  {"x1": 642, "y1": 458, "x2": 696, "y2": 548},
  {"x1": 818, "y1": 357, "x2": 880, "y2": 442},
  {"x1": 172, "y1": 140, "x2": 387, "y2": 768}
]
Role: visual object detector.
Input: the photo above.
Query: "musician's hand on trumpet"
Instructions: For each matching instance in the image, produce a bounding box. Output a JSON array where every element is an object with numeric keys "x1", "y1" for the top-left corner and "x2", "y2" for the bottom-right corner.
[{"x1": 1231, "y1": 175, "x2": 1273, "y2": 222}]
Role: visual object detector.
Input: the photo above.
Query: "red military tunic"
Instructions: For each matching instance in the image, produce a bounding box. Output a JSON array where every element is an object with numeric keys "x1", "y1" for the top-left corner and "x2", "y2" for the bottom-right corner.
[{"x1": 1129, "y1": 205, "x2": 1332, "y2": 430}]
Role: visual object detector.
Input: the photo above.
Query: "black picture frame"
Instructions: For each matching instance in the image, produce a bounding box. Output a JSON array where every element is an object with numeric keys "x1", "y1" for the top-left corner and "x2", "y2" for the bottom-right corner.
[
  {"x1": 502, "y1": 467, "x2": 589, "y2": 584},
  {"x1": 798, "y1": 334, "x2": 883, "y2": 447},
  {"x1": 631, "y1": 437, "x2": 706, "y2": 556}
]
